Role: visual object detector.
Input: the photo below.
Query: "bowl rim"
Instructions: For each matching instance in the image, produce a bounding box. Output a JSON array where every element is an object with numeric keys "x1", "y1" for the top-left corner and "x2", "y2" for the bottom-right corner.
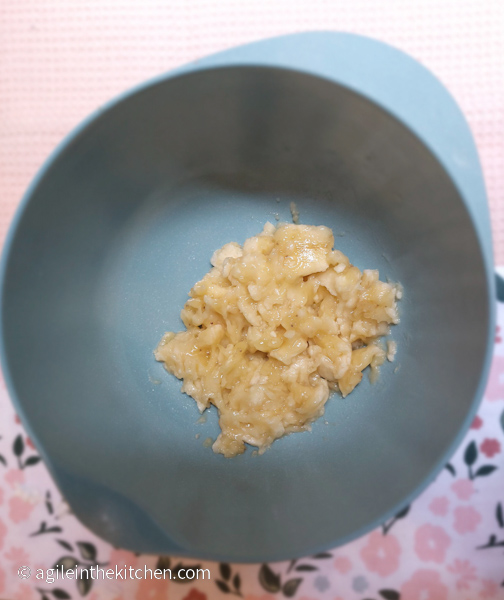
[{"x1": 0, "y1": 31, "x2": 496, "y2": 561}]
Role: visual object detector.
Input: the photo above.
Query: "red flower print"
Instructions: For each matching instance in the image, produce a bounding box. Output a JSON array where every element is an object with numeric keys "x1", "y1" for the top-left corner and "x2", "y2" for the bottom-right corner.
[
  {"x1": 26, "y1": 437, "x2": 35, "y2": 450},
  {"x1": 495, "y1": 326, "x2": 501, "y2": 344},
  {"x1": 401, "y1": 569, "x2": 448, "y2": 600},
  {"x1": 0, "y1": 518, "x2": 6, "y2": 551},
  {"x1": 5, "y1": 547, "x2": 30, "y2": 574},
  {"x1": 484, "y1": 356, "x2": 504, "y2": 401},
  {"x1": 109, "y1": 548, "x2": 138, "y2": 569},
  {"x1": 183, "y1": 590, "x2": 207, "y2": 600},
  {"x1": 471, "y1": 415, "x2": 483, "y2": 429},
  {"x1": 14, "y1": 583, "x2": 34, "y2": 600},
  {"x1": 4, "y1": 469, "x2": 24, "y2": 488},
  {"x1": 447, "y1": 559, "x2": 477, "y2": 590},
  {"x1": 480, "y1": 438, "x2": 501, "y2": 458},
  {"x1": 8, "y1": 496, "x2": 35, "y2": 523},
  {"x1": 14, "y1": 414, "x2": 20, "y2": 424},
  {"x1": 135, "y1": 574, "x2": 170, "y2": 600},
  {"x1": 360, "y1": 531, "x2": 401, "y2": 576},
  {"x1": 480, "y1": 579, "x2": 498, "y2": 598},
  {"x1": 451, "y1": 479, "x2": 474, "y2": 501},
  {"x1": 333, "y1": 555, "x2": 352, "y2": 574},
  {"x1": 429, "y1": 497, "x2": 449, "y2": 517},
  {"x1": 414, "y1": 524, "x2": 451, "y2": 563},
  {"x1": 454, "y1": 506, "x2": 482, "y2": 534}
]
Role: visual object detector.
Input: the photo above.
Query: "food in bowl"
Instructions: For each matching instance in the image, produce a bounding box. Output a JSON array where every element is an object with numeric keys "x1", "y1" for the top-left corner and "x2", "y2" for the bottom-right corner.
[{"x1": 155, "y1": 222, "x2": 401, "y2": 457}]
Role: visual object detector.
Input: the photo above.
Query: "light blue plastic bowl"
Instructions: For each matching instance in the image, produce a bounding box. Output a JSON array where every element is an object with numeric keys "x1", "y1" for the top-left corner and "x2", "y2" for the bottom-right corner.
[{"x1": 0, "y1": 32, "x2": 494, "y2": 562}]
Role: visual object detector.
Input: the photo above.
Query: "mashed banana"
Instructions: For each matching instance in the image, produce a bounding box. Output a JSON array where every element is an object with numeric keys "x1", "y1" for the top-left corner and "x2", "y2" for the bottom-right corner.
[{"x1": 155, "y1": 222, "x2": 400, "y2": 457}]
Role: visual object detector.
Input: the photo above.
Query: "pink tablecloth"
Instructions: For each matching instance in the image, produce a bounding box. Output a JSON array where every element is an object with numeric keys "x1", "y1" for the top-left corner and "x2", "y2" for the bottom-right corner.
[{"x1": 1, "y1": 2, "x2": 504, "y2": 599}]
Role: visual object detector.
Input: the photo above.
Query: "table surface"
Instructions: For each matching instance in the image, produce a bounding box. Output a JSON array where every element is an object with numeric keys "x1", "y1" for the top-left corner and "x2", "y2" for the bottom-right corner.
[{"x1": 1, "y1": 2, "x2": 504, "y2": 599}]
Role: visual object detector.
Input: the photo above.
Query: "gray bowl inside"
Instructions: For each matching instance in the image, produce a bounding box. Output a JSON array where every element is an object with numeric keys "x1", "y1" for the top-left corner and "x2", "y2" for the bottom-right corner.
[{"x1": 0, "y1": 65, "x2": 490, "y2": 561}]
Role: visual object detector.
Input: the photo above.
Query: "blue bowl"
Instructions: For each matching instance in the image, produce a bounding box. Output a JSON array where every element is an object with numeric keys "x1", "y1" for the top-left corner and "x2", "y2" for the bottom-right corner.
[{"x1": 0, "y1": 32, "x2": 494, "y2": 562}]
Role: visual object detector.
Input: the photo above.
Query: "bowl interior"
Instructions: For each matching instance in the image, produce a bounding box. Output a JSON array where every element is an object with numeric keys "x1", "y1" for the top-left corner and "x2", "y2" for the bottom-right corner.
[{"x1": 1, "y1": 66, "x2": 489, "y2": 561}]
